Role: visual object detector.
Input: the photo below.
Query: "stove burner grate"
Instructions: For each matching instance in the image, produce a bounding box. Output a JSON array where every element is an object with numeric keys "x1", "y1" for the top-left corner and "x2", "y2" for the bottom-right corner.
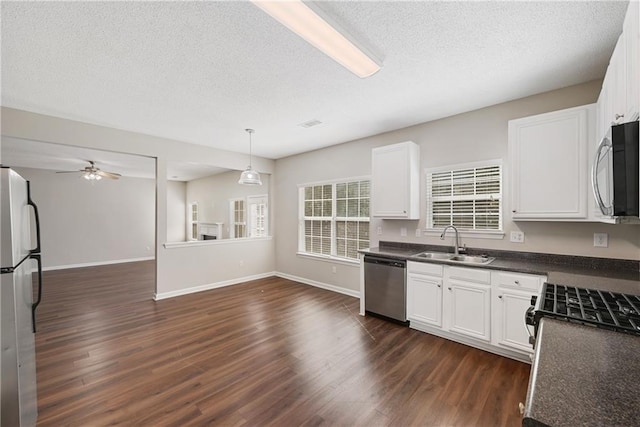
[{"x1": 538, "y1": 283, "x2": 640, "y2": 335}]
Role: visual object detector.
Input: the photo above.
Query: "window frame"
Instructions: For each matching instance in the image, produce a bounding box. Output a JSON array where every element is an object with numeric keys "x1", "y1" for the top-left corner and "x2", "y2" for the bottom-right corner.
[
  {"x1": 229, "y1": 198, "x2": 246, "y2": 239},
  {"x1": 247, "y1": 194, "x2": 269, "y2": 238},
  {"x1": 298, "y1": 176, "x2": 371, "y2": 263},
  {"x1": 425, "y1": 160, "x2": 504, "y2": 239},
  {"x1": 187, "y1": 202, "x2": 199, "y2": 241}
]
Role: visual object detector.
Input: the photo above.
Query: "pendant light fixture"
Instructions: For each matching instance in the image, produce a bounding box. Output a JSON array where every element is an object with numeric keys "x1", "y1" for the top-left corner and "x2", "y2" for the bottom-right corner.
[{"x1": 238, "y1": 128, "x2": 262, "y2": 186}]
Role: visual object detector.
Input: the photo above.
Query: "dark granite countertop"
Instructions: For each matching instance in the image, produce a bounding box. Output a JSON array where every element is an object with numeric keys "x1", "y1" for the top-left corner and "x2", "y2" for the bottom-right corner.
[
  {"x1": 523, "y1": 318, "x2": 640, "y2": 427},
  {"x1": 361, "y1": 242, "x2": 639, "y2": 293}
]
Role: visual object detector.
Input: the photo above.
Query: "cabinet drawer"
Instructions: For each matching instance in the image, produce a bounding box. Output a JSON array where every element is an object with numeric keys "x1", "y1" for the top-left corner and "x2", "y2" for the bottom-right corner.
[
  {"x1": 447, "y1": 266, "x2": 491, "y2": 284},
  {"x1": 407, "y1": 261, "x2": 443, "y2": 277},
  {"x1": 492, "y1": 271, "x2": 544, "y2": 292}
]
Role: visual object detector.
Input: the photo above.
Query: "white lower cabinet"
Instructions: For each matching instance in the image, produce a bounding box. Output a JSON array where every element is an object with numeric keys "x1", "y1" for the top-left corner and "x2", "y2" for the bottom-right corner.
[
  {"x1": 407, "y1": 262, "x2": 443, "y2": 328},
  {"x1": 491, "y1": 271, "x2": 545, "y2": 355},
  {"x1": 492, "y1": 288, "x2": 536, "y2": 353},
  {"x1": 444, "y1": 267, "x2": 491, "y2": 342},
  {"x1": 406, "y1": 262, "x2": 546, "y2": 362}
]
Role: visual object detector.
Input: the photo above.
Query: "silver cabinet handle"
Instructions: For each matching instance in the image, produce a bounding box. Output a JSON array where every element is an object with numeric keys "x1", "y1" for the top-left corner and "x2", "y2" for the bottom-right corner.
[
  {"x1": 512, "y1": 209, "x2": 516, "y2": 213},
  {"x1": 591, "y1": 136, "x2": 613, "y2": 216},
  {"x1": 448, "y1": 287, "x2": 452, "y2": 291},
  {"x1": 514, "y1": 280, "x2": 520, "y2": 285},
  {"x1": 498, "y1": 295, "x2": 503, "y2": 299},
  {"x1": 437, "y1": 284, "x2": 441, "y2": 288}
]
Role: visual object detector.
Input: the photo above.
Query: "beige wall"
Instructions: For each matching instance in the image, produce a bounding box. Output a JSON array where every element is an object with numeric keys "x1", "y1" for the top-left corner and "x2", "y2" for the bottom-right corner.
[
  {"x1": 185, "y1": 170, "x2": 270, "y2": 239},
  {"x1": 15, "y1": 167, "x2": 155, "y2": 269},
  {"x1": 274, "y1": 80, "x2": 640, "y2": 294},
  {"x1": 167, "y1": 180, "x2": 186, "y2": 242},
  {"x1": 1, "y1": 107, "x2": 276, "y2": 297}
]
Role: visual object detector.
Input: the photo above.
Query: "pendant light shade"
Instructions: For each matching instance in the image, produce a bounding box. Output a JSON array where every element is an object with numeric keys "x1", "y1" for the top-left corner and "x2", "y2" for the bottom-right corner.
[{"x1": 238, "y1": 129, "x2": 262, "y2": 186}]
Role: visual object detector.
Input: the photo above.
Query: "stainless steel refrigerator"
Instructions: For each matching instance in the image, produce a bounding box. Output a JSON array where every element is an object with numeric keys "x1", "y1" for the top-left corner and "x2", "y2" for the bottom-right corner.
[{"x1": 1, "y1": 167, "x2": 42, "y2": 427}]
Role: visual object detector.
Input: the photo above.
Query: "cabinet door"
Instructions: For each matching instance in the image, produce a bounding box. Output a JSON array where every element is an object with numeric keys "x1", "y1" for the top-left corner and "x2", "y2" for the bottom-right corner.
[
  {"x1": 624, "y1": 0, "x2": 639, "y2": 121},
  {"x1": 371, "y1": 142, "x2": 420, "y2": 219},
  {"x1": 445, "y1": 279, "x2": 491, "y2": 342},
  {"x1": 493, "y1": 288, "x2": 535, "y2": 354},
  {"x1": 407, "y1": 274, "x2": 443, "y2": 327},
  {"x1": 611, "y1": 36, "x2": 627, "y2": 124},
  {"x1": 509, "y1": 105, "x2": 590, "y2": 220}
]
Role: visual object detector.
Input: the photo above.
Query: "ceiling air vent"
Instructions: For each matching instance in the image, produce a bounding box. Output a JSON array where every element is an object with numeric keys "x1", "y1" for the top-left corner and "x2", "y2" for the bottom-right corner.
[{"x1": 298, "y1": 119, "x2": 323, "y2": 128}]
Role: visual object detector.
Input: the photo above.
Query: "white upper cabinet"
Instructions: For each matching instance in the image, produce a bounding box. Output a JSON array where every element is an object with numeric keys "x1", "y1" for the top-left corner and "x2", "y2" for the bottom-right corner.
[
  {"x1": 597, "y1": 0, "x2": 639, "y2": 143},
  {"x1": 508, "y1": 104, "x2": 595, "y2": 221},
  {"x1": 371, "y1": 141, "x2": 420, "y2": 219},
  {"x1": 623, "y1": 0, "x2": 639, "y2": 122}
]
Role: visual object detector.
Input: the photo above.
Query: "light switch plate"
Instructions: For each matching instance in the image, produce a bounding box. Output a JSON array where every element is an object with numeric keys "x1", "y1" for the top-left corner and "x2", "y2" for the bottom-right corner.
[
  {"x1": 415, "y1": 228, "x2": 421, "y2": 237},
  {"x1": 377, "y1": 226, "x2": 383, "y2": 235},
  {"x1": 594, "y1": 233, "x2": 608, "y2": 247},
  {"x1": 400, "y1": 227, "x2": 407, "y2": 237},
  {"x1": 510, "y1": 231, "x2": 524, "y2": 243}
]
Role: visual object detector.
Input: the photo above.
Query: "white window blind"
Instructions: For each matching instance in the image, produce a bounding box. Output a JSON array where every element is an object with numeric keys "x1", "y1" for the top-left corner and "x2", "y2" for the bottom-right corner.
[
  {"x1": 300, "y1": 179, "x2": 370, "y2": 260},
  {"x1": 426, "y1": 163, "x2": 502, "y2": 231}
]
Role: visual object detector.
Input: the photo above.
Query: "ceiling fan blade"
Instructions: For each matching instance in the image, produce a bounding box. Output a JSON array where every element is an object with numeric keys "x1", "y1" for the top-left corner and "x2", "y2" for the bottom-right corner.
[
  {"x1": 96, "y1": 170, "x2": 121, "y2": 179},
  {"x1": 55, "y1": 170, "x2": 83, "y2": 174}
]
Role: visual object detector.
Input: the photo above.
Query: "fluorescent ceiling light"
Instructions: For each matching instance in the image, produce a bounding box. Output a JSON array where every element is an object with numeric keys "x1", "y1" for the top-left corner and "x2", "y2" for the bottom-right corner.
[{"x1": 251, "y1": 1, "x2": 381, "y2": 78}]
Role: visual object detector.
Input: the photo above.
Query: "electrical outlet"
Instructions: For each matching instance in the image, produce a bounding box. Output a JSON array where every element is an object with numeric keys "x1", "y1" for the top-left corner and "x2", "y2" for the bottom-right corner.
[
  {"x1": 593, "y1": 233, "x2": 608, "y2": 247},
  {"x1": 332, "y1": 266, "x2": 337, "y2": 274},
  {"x1": 377, "y1": 226, "x2": 383, "y2": 235},
  {"x1": 415, "y1": 228, "x2": 421, "y2": 237},
  {"x1": 510, "y1": 231, "x2": 525, "y2": 243},
  {"x1": 239, "y1": 260, "x2": 244, "y2": 267},
  {"x1": 400, "y1": 227, "x2": 407, "y2": 237}
]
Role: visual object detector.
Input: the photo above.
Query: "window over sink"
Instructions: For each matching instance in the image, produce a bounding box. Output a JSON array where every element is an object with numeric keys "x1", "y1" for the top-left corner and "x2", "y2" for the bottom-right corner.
[
  {"x1": 298, "y1": 178, "x2": 370, "y2": 261},
  {"x1": 426, "y1": 160, "x2": 503, "y2": 235}
]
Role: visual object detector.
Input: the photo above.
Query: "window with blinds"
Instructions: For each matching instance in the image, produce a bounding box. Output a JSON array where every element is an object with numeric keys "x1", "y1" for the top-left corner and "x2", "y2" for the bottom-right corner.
[
  {"x1": 426, "y1": 162, "x2": 502, "y2": 232},
  {"x1": 300, "y1": 179, "x2": 370, "y2": 260}
]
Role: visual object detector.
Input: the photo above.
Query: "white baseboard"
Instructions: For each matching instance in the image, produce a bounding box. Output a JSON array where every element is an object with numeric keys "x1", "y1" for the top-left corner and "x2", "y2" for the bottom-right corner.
[
  {"x1": 153, "y1": 271, "x2": 277, "y2": 300},
  {"x1": 275, "y1": 272, "x2": 360, "y2": 299},
  {"x1": 43, "y1": 257, "x2": 155, "y2": 271},
  {"x1": 409, "y1": 319, "x2": 532, "y2": 364},
  {"x1": 154, "y1": 271, "x2": 361, "y2": 301}
]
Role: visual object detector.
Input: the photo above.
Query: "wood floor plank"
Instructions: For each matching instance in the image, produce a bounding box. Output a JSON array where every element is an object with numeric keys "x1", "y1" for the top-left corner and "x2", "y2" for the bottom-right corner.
[{"x1": 35, "y1": 261, "x2": 529, "y2": 426}]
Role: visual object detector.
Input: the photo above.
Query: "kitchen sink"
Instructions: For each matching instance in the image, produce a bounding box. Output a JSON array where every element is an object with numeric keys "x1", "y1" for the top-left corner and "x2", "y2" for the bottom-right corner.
[
  {"x1": 414, "y1": 252, "x2": 495, "y2": 265},
  {"x1": 415, "y1": 252, "x2": 453, "y2": 260}
]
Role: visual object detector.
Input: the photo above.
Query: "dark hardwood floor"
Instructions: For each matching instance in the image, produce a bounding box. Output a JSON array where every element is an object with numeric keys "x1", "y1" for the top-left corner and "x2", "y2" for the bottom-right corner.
[{"x1": 35, "y1": 261, "x2": 530, "y2": 426}]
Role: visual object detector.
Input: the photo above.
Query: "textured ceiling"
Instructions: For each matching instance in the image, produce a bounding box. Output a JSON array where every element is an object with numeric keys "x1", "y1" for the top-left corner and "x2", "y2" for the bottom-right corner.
[
  {"x1": 0, "y1": 1, "x2": 628, "y2": 160},
  {"x1": 1, "y1": 137, "x2": 228, "y2": 181}
]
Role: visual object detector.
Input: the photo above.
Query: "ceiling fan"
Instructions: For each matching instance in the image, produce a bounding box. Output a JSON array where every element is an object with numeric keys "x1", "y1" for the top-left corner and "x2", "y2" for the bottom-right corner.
[{"x1": 56, "y1": 160, "x2": 121, "y2": 181}]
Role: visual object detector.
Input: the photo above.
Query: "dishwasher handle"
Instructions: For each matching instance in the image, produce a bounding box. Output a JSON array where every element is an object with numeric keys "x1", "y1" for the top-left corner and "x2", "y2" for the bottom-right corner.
[{"x1": 364, "y1": 256, "x2": 406, "y2": 269}]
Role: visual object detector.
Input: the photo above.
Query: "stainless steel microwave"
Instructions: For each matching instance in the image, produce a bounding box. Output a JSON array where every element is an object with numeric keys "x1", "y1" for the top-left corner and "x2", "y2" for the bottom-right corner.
[{"x1": 591, "y1": 121, "x2": 639, "y2": 223}]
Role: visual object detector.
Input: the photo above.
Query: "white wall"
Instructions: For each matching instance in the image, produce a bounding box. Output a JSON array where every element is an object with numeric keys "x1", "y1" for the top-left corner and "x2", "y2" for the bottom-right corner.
[
  {"x1": 186, "y1": 170, "x2": 270, "y2": 239},
  {"x1": 2, "y1": 107, "x2": 276, "y2": 298},
  {"x1": 15, "y1": 167, "x2": 155, "y2": 269},
  {"x1": 274, "y1": 80, "x2": 640, "y2": 294},
  {"x1": 167, "y1": 180, "x2": 186, "y2": 242}
]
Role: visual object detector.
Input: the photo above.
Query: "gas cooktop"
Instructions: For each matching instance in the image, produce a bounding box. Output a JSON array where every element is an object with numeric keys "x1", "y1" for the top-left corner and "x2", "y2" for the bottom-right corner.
[{"x1": 532, "y1": 283, "x2": 640, "y2": 336}]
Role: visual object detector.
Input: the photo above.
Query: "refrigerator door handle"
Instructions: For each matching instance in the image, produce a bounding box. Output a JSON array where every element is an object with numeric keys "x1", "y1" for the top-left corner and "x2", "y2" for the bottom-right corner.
[
  {"x1": 30, "y1": 253, "x2": 43, "y2": 333},
  {"x1": 27, "y1": 180, "x2": 41, "y2": 254}
]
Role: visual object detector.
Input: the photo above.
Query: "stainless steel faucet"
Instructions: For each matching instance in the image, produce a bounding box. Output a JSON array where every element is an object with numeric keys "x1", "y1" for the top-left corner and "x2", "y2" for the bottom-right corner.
[{"x1": 440, "y1": 225, "x2": 464, "y2": 255}]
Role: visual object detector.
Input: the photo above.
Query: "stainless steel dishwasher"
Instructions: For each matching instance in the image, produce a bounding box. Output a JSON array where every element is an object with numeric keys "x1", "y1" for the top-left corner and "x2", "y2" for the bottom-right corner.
[{"x1": 364, "y1": 255, "x2": 407, "y2": 324}]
